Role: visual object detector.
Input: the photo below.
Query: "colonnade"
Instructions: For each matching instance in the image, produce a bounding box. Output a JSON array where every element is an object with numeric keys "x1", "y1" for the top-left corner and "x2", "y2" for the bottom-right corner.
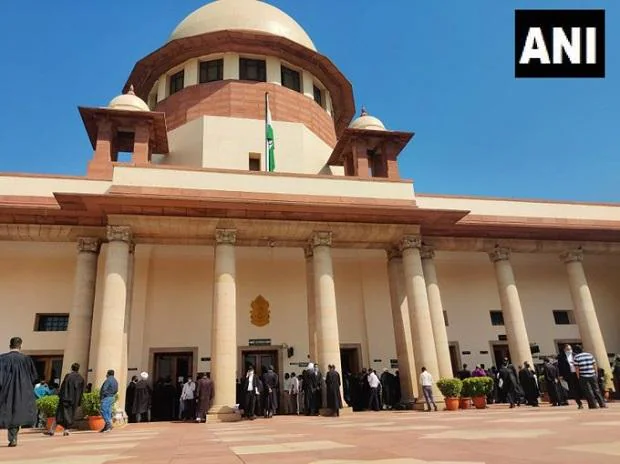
[{"x1": 60, "y1": 226, "x2": 613, "y2": 416}]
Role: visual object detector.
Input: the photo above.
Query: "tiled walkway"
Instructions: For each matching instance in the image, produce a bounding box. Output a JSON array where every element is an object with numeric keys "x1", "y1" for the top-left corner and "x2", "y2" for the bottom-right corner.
[{"x1": 3, "y1": 404, "x2": 620, "y2": 463}]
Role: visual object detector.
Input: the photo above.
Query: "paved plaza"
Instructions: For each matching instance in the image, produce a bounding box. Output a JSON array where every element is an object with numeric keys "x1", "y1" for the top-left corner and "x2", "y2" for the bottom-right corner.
[{"x1": 4, "y1": 404, "x2": 620, "y2": 463}]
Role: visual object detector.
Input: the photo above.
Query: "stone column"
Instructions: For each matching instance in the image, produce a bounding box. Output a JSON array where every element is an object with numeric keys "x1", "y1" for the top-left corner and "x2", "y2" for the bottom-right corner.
[
  {"x1": 118, "y1": 243, "x2": 135, "y2": 418},
  {"x1": 560, "y1": 249, "x2": 612, "y2": 382},
  {"x1": 488, "y1": 247, "x2": 532, "y2": 367},
  {"x1": 400, "y1": 236, "x2": 441, "y2": 399},
  {"x1": 210, "y1": 229, "x2": 239, "y2": 419},
  {"x1": 310, "y1": 232, "x2": 342, "y2": 377},
  {"x1": 305, "y1": 246, "x2": 318, "y2": 362},
  {"x1": 387, "y1": 249, "x2": 418, "y2": 401},
  {"x1": 421, "y1": 246, "x2": 453, "y2": 379},
  {"x1": 93, "y1": 226, "x2": 132, "y2": 395},
  {"x1": 62, "y1": 237, "x2": 101, "y2": 377}
]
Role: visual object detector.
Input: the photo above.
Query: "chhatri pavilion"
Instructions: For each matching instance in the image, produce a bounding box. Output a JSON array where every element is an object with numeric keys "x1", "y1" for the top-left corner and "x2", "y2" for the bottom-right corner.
[{"x1": 1, "y1": 0, "x2": 618, "y2": 416}]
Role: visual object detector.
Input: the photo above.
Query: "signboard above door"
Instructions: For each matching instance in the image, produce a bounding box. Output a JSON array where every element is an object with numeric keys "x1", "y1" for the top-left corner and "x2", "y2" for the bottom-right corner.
[{"x1": 249, "y1": 339, "x2": 272, "y2": 346}]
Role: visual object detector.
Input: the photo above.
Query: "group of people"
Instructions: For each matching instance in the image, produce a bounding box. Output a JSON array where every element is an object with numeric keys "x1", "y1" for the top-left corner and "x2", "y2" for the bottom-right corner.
[
  {"x1": 454, "y1": 344, "x2": 612, "y2": 410},
  {"x1": 239, "y1": 363, "x2": 343, "y2": 419},
  {"x1": 0, "y1": 336, "x2": 120, "y2": 447}
]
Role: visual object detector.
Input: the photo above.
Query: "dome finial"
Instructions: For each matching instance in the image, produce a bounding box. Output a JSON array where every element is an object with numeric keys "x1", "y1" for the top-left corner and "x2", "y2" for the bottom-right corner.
[
  {"x1": 127, "y1": 84, "x2": 135, "y2": 95},
  {"x1": 360, "y1": 106, "x2": 368, "y2": 117}
]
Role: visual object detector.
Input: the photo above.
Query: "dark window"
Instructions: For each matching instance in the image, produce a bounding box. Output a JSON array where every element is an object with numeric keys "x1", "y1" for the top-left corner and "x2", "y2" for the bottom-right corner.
[
  {"x1": 313, "y1": 85, "x2": 323, "y2": 106},
  {"x1": 490, "y1": 310, "x2": 505, "y2": 326},
  {"x1": 35, "y1": 314, "x2": 69, "y2": 332},
  {"x1": 553, "y1": 310, "x2": 574, "y2": 325},
  {"x1": 199, "y1": 59, "x2": 224, "y2": 83},
  {"x1": 249, "y1": 153, "x2": 261, "y2": 171},
  {"x1": 169, "y1": 70, "x2": 185, "y2": 95},
  {"x1": 281, "y1": 66, "x2": 301, "y2": 92},
  {"x1": 240, "y1": 58, "x2": 266, "y2": 82}
]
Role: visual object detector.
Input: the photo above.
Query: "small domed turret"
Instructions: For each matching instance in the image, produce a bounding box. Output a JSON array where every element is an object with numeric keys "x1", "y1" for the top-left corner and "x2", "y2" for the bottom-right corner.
[
  {"x1": 108, "y1": 85, "x2": 150, "y2": 112},
  {"x1": 349, "y1": 107, "x2": 386, "y2": 131}
]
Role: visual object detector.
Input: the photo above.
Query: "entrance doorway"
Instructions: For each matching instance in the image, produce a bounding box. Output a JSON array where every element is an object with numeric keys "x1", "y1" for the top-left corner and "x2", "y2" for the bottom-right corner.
[
  {"x1": 32, "y1": 355, "x2": 63, "y2": 386},
  {"x1": 242, "y1": 350, "x2": 279, "y2": 376},
  {"x1": 492, "y1": 343, "x2": 511, "y2": 367},
  {"x1": 340, "y1": 345, "x2": 361, "y2": 374},
  {"x1": 153, "y1": 352, "x2": 194, "y2": 383}
]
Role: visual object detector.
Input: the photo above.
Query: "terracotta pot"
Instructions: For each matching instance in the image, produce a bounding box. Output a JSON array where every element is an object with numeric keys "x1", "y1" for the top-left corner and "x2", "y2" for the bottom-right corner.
[
  {"x1": 88, "y1": 416, "x2": 106, "y2": 431},
  {"x1": 472, "y1": 396, "x2": 487, "y2": 409},
  {"x1": 46, "y1": 417, "x2": 63, "y2": 432},
  {"x1": 445, "y1": 397, "x2": 459, "y2": 411},
  {"x1": 459, "y1": 397, "x2": 471, "y2": 409}
]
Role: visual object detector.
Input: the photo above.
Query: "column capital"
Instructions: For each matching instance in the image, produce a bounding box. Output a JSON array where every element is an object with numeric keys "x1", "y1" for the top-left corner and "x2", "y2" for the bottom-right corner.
[
  {"x1": 310, "y1": 231, "x2": 332, "y2": 248},
  {"x1": 304, "y1": 245, "x2": 314, "y2": 259},
  {"x1": 215, "y1": 229, "x2": 237, "y2": 245},
  {"x1": 420, "y1": 245, "x2": 435, "y2": 260},
  {"x1": 386, "y1": 248, "x2": 402, "y2": 261},
  {"x1": 77, "y1": 237, "x2": 101, "y2": 254},
  {"x1": 560, "y1": 248, "x2": 583, "y2": 263},
  {"x1": 106, "y1": 225, "x2": 132, "y2": 243},
  {"x1": 399, "y1": 235, "x2": 422, "y2": 252},
  {"x1": 488, "y1": 246, "x2": 511, "y2": 263},
  {"x1": 129, "y1": 242, "x2": 136, "y2": 254}
]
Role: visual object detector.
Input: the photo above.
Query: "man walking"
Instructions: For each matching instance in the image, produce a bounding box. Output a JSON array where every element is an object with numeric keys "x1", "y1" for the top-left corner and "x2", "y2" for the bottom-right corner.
[
  {"x1": 195, "y1": 373, "x2": 214, "y2": 423},
  {"x1": 0, "y1": 337, "x2": 38, "y2": 447},
  {"x1": 558, "y1": 344, "x2": 584, "y2": 409},
  {"x1": 367, "y1": 369, "x2": 381, "y2": 411},
  {"x1": 46, "y1": 363, "x2": 84, "y2": 436},
  {"x1": 100, "y1": 370, "x2": 118, "y2": 432},
  {"x1": 420, "y1": 367, "x2": 438, "y2": 412},
  {"x1": 573, "y1": 345, "x2": 607, "y2": 409}
]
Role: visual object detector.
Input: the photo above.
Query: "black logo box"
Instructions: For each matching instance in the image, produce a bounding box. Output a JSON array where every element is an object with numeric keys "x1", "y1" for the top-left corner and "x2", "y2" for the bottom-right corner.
[{"x1": 515, "y1": 9, "x2": 605, "y2": 78}]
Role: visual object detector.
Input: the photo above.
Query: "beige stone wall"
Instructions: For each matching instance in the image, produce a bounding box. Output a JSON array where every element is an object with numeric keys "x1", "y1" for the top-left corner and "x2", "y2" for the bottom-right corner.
[
  {"x1": 1, "y1": 240, "x2": 618, "y2": 384},
  {"x1": 160, "y1": 115, "x2": 336, "y2": 175},
  {"x1": 0, "y1": 242, "x2": 75, "y2": 353}
]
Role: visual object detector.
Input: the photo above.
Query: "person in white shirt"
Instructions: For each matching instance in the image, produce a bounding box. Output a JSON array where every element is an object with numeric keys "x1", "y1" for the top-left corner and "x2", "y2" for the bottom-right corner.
[
  {"x1": 367, "y1": 370, "x2": 381, "y2": 411},
  {"x1": 289, "y1": 373, "x2": 300, "y2": 415},
  {"x1": 420, "y1": 367, "x2": 438, "y2": 412},
  {"x1": 282, "y1": 373, "x2": 292, "y2": 415},
  {"x1": 180, "y1": 377, "x2": 196, "y2": 421}
]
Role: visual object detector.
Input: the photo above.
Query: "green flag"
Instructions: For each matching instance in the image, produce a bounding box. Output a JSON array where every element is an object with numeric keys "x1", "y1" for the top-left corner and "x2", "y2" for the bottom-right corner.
[{"x1": 266, "y1": 93, "x2": 275, "y2": 172}]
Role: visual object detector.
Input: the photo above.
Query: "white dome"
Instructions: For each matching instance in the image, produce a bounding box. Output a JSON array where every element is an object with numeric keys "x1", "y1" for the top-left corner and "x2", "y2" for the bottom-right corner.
[
  {"x1": 349, "y1": 108, "x2": 386, "y2": 131},
  {"x1": 108, "y1": 86, "x2": 149, "y2": 112},
  {"x1": 169, "y1": 0, "x2": 316, "y2": 51}
]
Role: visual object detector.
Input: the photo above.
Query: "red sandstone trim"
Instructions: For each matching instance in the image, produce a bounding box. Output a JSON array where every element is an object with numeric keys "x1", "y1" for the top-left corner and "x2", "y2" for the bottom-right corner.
[{"x1": 417, "y1": 193, "x2": 620, "y2": 208}]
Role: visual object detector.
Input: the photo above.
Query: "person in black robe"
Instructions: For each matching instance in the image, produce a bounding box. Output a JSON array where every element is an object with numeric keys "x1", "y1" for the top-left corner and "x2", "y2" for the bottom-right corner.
[
  {"x1": 302, "y1": 363, "x2": 318, "y2": 415},
  {"x1": 518, "y1": 362, "x2": 539, "y2": 406},
  {"x1": 241, "y1": 366, "x2": 258, "y2": 419},
  {"x1": 498, "y1": 358, "x2": 521, "y2": 408},
  {"x1": 542, "y1": 358, "x2": 561, "y2": 406},
  {"x1": 393, "y1": 371, "x2": 402, "y2": 406},
  {"x1": 325, "y1": 365, "x2": 342, "y2": 416},
  {"x1": 263, "y1": 366, "x2": 278, "y2": 418},
  {"x1": 132, "y1": 372, "x2": 152, "y2": 423},
  {"x1": 125, "y1": 376, "x2": 138, "y2": 423},
  {"x1": 0, "y1": 337, "x2": 38, "y2": 447},
  {"x1": 46, "y1": 362, "x2": 85, "y2": 436},
  {"x1": 380, "y1": 369, "x2": 394, "y2": 409}
]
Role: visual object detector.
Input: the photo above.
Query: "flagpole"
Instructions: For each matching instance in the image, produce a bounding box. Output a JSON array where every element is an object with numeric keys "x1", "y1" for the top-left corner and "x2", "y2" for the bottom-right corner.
[{"x1": 265, "y1": 92, "x2": 269, "y2": 172}]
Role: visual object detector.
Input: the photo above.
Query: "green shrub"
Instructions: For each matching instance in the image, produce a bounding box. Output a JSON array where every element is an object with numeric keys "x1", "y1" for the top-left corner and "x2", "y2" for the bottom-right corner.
[
  {"x1": 462, "y1": 377, "x2": 494, "y2": 397},
  {"x1": 81, "y1": 391, "x2": 101, "y2": 417},
  {"x1": 436, "y1": 378, "x2": 463, "y2": 398},
  {"x1": 36, "y1": 395, "x2": 59, "y2": 418},
  {"x1": 82, "y1": 390, "x2": 120, "y2": 417}
]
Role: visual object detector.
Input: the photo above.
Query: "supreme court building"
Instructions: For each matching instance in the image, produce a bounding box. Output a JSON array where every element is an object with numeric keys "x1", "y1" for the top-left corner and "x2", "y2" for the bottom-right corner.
[{"x1": 1, "y1": 0, "x2": 619, "y2": 416}]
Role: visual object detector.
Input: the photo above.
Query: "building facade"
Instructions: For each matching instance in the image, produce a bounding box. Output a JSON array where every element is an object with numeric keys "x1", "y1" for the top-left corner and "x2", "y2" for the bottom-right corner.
[{"x1": 1, "y1": 0, "x2": 619, "y2": 417}]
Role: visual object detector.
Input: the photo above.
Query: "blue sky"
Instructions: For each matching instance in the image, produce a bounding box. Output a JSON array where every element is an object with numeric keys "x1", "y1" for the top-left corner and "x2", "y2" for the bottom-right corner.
[{"x1": 0, "y1": 0, "x2": 617, "y2": 202}]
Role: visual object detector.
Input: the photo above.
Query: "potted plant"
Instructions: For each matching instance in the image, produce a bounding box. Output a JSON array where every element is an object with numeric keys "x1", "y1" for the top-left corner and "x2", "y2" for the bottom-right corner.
[
  {"x1": 463, "y1": 377, "x2": 494, "y2": 409},
  {"x1": 81, "y1": 390, "x2": 105, "y2": 431},
  {"x1": 36, "y1": 395, "x2": 63, "y2": 431},
  {"x1": 436, "y1": 378, "x2": 462, "y2": 411}
]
